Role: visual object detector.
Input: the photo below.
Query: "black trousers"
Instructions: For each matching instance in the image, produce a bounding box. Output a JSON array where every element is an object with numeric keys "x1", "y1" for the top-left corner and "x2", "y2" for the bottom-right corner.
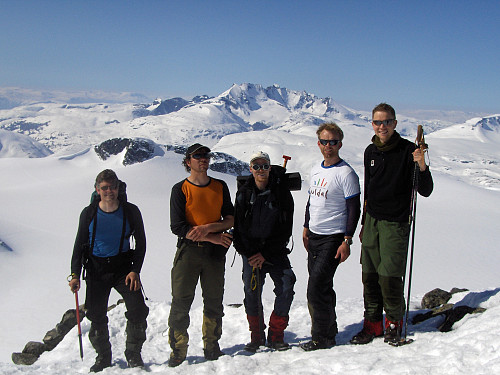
[
  {"x1": 306, "y1": 232, "x2": 343, "y2": 341},
  {"x1": 85, "y1": 273, "x2": 149, "y2": 327}
]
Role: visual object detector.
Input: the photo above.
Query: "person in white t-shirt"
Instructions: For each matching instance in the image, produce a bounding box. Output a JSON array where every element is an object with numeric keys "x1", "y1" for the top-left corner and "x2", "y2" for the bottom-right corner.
[{"x1": 300, "y1": 122, "x2": 361, "y2": 351}]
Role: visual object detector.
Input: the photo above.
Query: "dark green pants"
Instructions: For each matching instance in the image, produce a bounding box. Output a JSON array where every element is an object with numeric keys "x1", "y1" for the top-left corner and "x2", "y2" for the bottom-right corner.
[
  {"x1": 168, "y1": 241, "x2": 225, "y2": 347},
  {"x1": 361, "y1": 213, "x2": 410, "y2": 322}
]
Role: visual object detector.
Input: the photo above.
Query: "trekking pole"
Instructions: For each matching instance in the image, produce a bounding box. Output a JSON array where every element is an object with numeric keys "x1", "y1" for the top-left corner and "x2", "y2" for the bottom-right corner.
[
  {"x1": 74, "y1": 290, "x2": 84, "y2": 360},
  {"x1": 397, "y1": 125, "x2": 427, "y2": 346}
]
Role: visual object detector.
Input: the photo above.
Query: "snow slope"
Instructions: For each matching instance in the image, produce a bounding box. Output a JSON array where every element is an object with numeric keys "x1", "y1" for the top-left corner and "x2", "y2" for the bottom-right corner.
[
  {"x1": 0, "y1": 84, "x2": 500, "y2": 373},
  {"x1": 0, "y1": 145, "x2": 500, "y2": 373}
]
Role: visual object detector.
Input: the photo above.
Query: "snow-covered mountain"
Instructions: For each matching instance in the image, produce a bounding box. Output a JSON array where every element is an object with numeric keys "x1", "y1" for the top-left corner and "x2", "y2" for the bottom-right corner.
[
  {"x1": 0, "y1": 83, "x2": 457, "y2": 154},
  {"x1": 0, "y1": 129, "x2": 52, "y2": 158},
  {"x1": 1, "y1": 83, "x2": 499, "y2": 190}
]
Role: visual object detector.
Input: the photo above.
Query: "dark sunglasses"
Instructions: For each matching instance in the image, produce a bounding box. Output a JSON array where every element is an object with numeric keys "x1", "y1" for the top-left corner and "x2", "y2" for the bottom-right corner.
[
  {"x1": 372, "y1": 119, "x2": 395, "y2": 126},
  {"x1": 319, "y1": 139, "x2": 340, "y2": 146},
  {"x1": 191, "y1": 153, "x2": 211, "y2": 160},
  {"x1": 99, "y1": 184, "x2": 118, "y2": 191},
  {"x1": 251, "y1": 164, "x2": 270, "y2": 171}
]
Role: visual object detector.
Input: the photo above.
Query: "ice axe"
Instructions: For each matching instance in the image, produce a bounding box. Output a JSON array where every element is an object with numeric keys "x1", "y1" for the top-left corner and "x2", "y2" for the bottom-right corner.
[
  {"x1": 68, "y1": 274, "x2": 84, "y2": 360},
  {"x1": 74, "y1": 291, "x2": 84, "y2": 360},
  {"x1": 282, "y1": 155, "x2": 291, "y2": 168}
]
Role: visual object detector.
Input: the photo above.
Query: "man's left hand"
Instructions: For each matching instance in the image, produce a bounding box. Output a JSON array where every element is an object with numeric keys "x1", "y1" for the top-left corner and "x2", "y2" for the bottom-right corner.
[
  {"x1": 125, "y1": 271, "x2": 141, "y2": 291},
  {"x1": 335, "y1": 242, "x2": 350, "y2": 263}
]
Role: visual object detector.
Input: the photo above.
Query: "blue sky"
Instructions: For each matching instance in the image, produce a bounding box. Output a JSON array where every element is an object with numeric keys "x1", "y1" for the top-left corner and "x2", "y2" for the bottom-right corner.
[{"x1": 1, "y1": 0, "x2": 499, "y2": 113}]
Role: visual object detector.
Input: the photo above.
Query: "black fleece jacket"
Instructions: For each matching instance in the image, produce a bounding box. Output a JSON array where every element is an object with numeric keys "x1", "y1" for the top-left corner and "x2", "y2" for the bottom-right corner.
[
  {"x1": 364, "y1": 134, "x2": 433, "y2": 223},
  {"x1": 233, "y1": 166, "x2": 294, "y2": 266}
]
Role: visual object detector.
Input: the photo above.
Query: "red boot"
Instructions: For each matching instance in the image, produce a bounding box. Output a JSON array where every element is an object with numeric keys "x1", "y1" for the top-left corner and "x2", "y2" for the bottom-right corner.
[
  {"x1": 267, "y1": 312, "x2": 290, "y2": 351},
  {"x1": 384, "y1": 319, "x2": 403, "y2": 343},
  {"x1": 350, "y1": 319, "x2": 383, "y2": 345},
  {"x1": 244, "y1": 315, "x2": 266, "y2": 352}
]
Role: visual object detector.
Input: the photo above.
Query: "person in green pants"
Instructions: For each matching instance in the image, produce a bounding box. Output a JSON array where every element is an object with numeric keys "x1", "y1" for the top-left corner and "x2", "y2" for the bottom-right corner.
[
  {"x1": 168, "y1": 144, "x2": 234, "y2": 367},
  {"x1": 351, "y1": 103, "x2": 433, "y2": 345}
]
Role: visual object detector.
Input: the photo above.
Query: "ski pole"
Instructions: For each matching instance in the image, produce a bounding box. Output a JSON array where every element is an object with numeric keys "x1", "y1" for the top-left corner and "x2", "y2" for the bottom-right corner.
[
  {"x1": 401, "y1": 125, "x2": 427, "y2": 343},
  {"x1": 403, "y1": 167, "x2": 419, "y2": 341},
  {"x1": 74, "y1": 290, "x2": 84, "y2": 360}
]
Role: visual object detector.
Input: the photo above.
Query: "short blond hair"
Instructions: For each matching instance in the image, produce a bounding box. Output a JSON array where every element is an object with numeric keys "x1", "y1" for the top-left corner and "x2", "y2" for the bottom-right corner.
[{"x1": 316, "y1": 122, "x2": 344, "y2": 141}]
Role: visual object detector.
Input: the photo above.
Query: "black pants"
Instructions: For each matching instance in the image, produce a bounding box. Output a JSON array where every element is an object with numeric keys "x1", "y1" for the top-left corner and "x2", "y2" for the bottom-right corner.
[
  {"x1": 306, "y1": 232, "x2": 343, "y2": 341},
  {"x1": 85, "y1": 273, "x2": 149, "y2": 327}
]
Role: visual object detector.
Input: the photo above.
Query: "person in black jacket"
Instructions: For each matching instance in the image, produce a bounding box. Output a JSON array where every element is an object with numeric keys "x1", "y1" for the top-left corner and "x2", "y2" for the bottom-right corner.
[
  {"x1": 233, "y1": 151, "x2": 296, "y2": 352},
  {"x1": 69, "y1": 169, "x2": 148, "y2": 372},
  {"x1": 350, "y1": 103, "x2": 433, "y2": 345}
]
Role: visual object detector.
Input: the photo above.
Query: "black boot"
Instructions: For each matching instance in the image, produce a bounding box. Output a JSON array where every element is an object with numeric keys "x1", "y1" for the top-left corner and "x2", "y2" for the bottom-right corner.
[
  {"x1": 89, "y1": 324, "x2": 112, "y2": 372},
  {"x1": 125, "y1": 321, "x2": 147, "y2": 368},
  {"x1": 300, "y1": 337, "x2": 335, "y2": 351},
  {"x1": 90, "y1": 353, "x2": 112, "y2": 373}
]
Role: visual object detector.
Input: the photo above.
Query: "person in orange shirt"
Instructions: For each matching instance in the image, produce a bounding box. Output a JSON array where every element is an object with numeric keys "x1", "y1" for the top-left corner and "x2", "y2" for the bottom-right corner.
[{"x1": 167, "y1": 143, "x2": 234, "y2": 367}]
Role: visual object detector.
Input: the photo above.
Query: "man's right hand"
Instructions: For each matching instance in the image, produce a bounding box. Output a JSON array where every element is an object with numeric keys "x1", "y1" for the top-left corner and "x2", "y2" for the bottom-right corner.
[
  {"x1": 302, "y1": 227, "x2": 309, "y2": 251},
  {"x1": 69, "y1": 278, "x2": 80, "y2": 293}
]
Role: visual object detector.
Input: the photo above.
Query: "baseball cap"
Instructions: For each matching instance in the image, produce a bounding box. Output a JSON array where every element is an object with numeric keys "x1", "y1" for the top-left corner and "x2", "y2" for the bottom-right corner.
[
  {"x1": 250, "y1": 151, "x2": 270, "y2": 164},
  {"x1": 186, "y1": 143, "x2": 210, "y2": 156}
]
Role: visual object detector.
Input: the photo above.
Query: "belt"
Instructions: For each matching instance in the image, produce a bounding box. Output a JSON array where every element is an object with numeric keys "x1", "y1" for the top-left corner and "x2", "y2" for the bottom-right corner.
[{"x1": 183, "y1": 238, "x2": 211, "y2": 247}]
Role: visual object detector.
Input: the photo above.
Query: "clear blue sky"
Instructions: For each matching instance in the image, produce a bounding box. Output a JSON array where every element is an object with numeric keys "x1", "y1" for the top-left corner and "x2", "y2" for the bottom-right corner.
[{"x1": 1, "y1": 0, "x2": 499, "y2": 113}]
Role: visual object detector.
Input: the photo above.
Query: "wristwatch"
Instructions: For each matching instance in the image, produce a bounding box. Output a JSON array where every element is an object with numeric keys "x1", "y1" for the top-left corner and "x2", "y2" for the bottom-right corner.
[{"x1": 344, "y1": 238, "x2": 353, "y2": 246}]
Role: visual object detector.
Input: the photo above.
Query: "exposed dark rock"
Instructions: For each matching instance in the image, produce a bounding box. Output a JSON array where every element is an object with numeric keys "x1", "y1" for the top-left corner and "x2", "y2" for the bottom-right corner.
[
  {"x1": 22, "y1": 341, "x2": 47, "y2": 356},
  {"x1": 132, "y1": 96, "x2": 215, "y2": 118},
  {"x1": 44, "y1": 308, "x2": 85, "y2": 350},
  {"x1": 12, "y1": 352, "x2": 38, "y2": 365},
  {"x1": 12, "y1": 306, "x2": 85, "y2": 365},
  {"x1": 421, "y1": 288, "x2": 453, "y2": 309},
  {"x1": 94, "y1": 138, "x2": 159, "y2": 166},
  {"x1": 166, "y1": 145, "x2": 250, "y2": 176}
]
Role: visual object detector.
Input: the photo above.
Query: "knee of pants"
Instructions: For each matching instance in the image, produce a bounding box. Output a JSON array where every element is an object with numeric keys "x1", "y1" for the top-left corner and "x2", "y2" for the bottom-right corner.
[
  {"x1": 125, "y1": 303, "x2": 149, "y2": 324},
  {"x1": 279, "y1": 269, "x2": 296, "y2": 294},
  {"x1": 202, "y1": 298, "x2": 224, "y2": 320},
  {"x1": 273, "y1": 269, "x2": 296, "y2": 304}
]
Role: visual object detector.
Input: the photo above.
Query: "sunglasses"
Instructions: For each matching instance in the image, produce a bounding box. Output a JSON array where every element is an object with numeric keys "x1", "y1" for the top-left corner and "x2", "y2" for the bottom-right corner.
[
  {"x1": 191, "y1": 153, "x2": 211, "y2": 160},
  {"x1": 251, "y1": 164, "x2": 270, "y2": 171},
  {"x1": 372, "y1": 119, "x2": 395, "y2": 126},
  {"x1": 99, "y1": 184, "x2": 118, "y2": 191},
  {"x1": 319, "y1": 139, "x2": 340, "y2": 146}
]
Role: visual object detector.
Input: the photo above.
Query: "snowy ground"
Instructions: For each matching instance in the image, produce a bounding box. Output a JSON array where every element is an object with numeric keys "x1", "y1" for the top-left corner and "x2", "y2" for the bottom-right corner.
[{"x1": 1, "y1": 127, "x2": 500, "y2": 373}]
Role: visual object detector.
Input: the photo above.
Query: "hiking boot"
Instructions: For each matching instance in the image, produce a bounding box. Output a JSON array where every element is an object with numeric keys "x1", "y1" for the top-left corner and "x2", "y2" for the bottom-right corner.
[
  {"x1": 267, "y1": 340, "x2": 290, "y2": 351},
  {"x1": 168, "y1": 329, "x2": 188, "y2": 367},
  {"x1": 167, "y1": 353, "x2": 184, "y2": 368},
  {"x1": 350, "y1": 319, "x2": 384, "y2": 345},
  {"x1": 299, "y1": 338, "x2": 335, "y2": 351},
  {"x1": 125, "y1": 350, "x2": 144, "y2": 368},
  {"x1": 89, "y1": 354, "x2": 112, "y2": 373},
  {"x1": 350, "y1": 329, "x2": 378, "y2": 345},
  {"x1": 203, "y1": 347, "x2": 226, "y2": 361},
  {"x1": 244, "y1": 338, "x2": 265, "y2": 353},
  {"x1": 384, "y1": 321, "x2": 402, "y2": 343}
]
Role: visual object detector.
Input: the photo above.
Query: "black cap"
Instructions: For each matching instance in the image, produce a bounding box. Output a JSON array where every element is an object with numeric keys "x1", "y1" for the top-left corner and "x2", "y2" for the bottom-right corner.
[{"x1": 186, "y1": 143, "x2": 210, "y2": 156}]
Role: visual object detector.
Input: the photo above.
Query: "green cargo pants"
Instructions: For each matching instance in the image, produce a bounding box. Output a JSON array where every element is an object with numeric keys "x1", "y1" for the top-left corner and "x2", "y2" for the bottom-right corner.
[
  {"x1": 361, "y1": 212, "x2": 410, "y2": 322},
  {"x1": 167, "y1": 241, "x2": 225, "y2": 356}
]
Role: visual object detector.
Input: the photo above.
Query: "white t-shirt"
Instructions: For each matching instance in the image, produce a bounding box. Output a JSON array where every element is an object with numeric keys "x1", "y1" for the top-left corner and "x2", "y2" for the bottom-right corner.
[{"x1": 307, "y1": 159, "x2": 360, "y2": 235}]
